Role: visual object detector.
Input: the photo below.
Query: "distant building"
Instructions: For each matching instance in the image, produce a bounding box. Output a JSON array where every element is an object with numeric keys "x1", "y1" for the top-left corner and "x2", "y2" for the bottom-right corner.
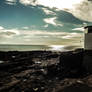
[{"x1": 84, "y1": 26, "x2": 92, "y2": 50}]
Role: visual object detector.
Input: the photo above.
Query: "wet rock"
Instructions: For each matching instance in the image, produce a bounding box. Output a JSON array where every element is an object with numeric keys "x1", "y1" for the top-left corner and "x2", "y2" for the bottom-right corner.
[
  {"x1": 60, "y1": 83, "x2": 92, "y2": 92},
  {"x1": 0, "y1": 61, "x2": 3, "y2": 63},
  {"x1": 0, "y1": 50, "x2": 91, "y2": 92}
]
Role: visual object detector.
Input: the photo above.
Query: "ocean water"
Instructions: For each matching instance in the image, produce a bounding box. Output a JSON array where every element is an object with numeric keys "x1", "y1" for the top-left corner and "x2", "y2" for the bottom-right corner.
[{"x1": 0, "y1": 44, "x2": 83, "y2": 51}]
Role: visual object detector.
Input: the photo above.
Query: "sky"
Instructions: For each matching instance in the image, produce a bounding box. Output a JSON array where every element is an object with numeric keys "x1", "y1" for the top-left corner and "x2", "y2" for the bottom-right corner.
[{"x1": 0, "y1": 0, "x2": 92, "y2": 45}]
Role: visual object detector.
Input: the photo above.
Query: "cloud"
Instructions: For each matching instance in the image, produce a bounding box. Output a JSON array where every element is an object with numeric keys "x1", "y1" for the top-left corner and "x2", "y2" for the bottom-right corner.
[
  {"x1": 18, "y1": 0, "x2": 92, "y2": 22},
  {"x1": 40, "y1": 0, "x2": 92, "y2": 22},
  {"x1": 19, "y1": 0, "x2": 83, "y2": 9},
  {"x1": 0, "y1": 27, "x2": 82, "y2": 40},
  {"x1": 20, "y1": 30, "x2": 82, "y2": 41},
  {"x1": 43, "y1": 17, "x2": 63, "y2": 27},
  {"x1": 18, "y1": 30, "x2": 82, "y2": 40},
  {"x1": 5, "y1": 0, "x2": 16, "y2": 5},
  {"x1": 0, "y1": 26, "x2": 83, "y2": 46},
  {"x1": 44, "y1": 24, "x2": 49, "y2": 28},
  {"x1": 0, "y1": 26, "x2": 20, "y2": 38},
  {"x1": 61, "y1": 33, "x2": 82, "y2": 39},
  {"x1": 42, "y1": 8, "x2": 56, "y2": 15},
  {"x1": 19, "y1": 0, "x2": 37, "y2": 6},
  {"x1": 43, "y1": 17, "x2": 57, "y2": 26},
  {"x1": 71, "y1": 0, "x2": 92, "y2": 22},
  {"x1": 72, "y1": 27, "x2": 85, "y2": 31},
  {"x1": 5, "y1": 0, "x2": 92, "y2": 22},
  {"x1": 21, "y1": 30, "x2": 83, "y2": 45},
  {"x1": 0, "y1": 26, "x2": 4, "y2": 30}
]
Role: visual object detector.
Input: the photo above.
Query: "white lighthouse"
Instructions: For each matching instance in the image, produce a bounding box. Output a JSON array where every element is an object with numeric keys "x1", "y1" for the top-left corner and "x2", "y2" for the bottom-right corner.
[
  {"x1": 84, "y1": 26, "x2": 92, "y2": 50},
  {"x1": 83, "y1": 26, "x2": 92, "y2": 73}
]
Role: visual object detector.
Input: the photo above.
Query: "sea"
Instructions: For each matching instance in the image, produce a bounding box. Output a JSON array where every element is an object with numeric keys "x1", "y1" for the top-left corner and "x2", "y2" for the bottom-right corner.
[{"x1": 0, "y1": 44, "x2": 83, "y2": 51}]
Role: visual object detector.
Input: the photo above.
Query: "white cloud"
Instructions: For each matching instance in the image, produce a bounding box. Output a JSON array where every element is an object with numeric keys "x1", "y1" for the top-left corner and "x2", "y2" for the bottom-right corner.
[
  {"x1": 19, "y1": 30, "x2": 82, "y2": 43},
  {"x1": 19, "y1": 0, "x2": 37, "y2": 6},
  {"x1": 71, "y1": 0, "x2": 92, "y2": 22},
  {"x1": 19, "y1": 0, "x2": 83, "y2": 9},
  {"x1": 61, "y1": 33, "x2": 81, "y2": 39},
  {"x1": 5, "y1": 0, "x2": 16, "y2": 5},
  {"x1": 42, "y1": 8, "x2": 56, "y2": 15},
  {"x1": 39, "y1": 0, "x2": 92, "y2": 22},
  {"x1": 43, "y1": 17, "x2": 63, "y2": 27},
  {"x1": 44, "y1": 17, "x2": 57, "y2": 26},
  {"x1": 6, "y1": 0, "x2": 92, "y2": 22},
  {"x1": 0, "y1": 26, "x2": 82, "y2": 38},
  {"x1": 18, "y1": 0, "x2": 92, "y2": 22},
  {"x1": 5, "y1": 0, "x2": 92, "y2": 22},
  {"x1": 0, "y1": 26, "x2": 83, "y2": 46},
  {"x1": 62, "y1": 35, "x2": 73, "y2": 39},
  {"x1": 0, "y1": 26, "x2": 4, "y2": 30},
  {"x1": 72, "y1": 27, "x2": 84, "y2": 31},
  {"x1": 21, "y1": 31, "x2": 83, "y2": 45},
  {"x1": 0, "y1": 26, "x2": 20, "y2": 38},
  {"x1": 21, "y1": 30, "x2": 66, "y2": 36},
  {"x1": 44, "y1": 24, "x2": 49, "y2": 28}
]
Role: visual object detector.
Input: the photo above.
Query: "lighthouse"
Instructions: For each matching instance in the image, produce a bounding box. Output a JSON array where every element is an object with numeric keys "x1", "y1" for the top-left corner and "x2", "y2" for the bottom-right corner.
[
  {"x1": 84, "y1": 26, "x2": 92, "y2": 50},
  {"x1": 83, "y1": 26, "x2": 92, "y2": 73}
]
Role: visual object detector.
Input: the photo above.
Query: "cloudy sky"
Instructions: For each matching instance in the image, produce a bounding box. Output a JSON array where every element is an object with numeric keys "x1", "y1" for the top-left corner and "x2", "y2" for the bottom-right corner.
[{"x1": 0, "y1": 0, "x2": 92, "y2": 45}]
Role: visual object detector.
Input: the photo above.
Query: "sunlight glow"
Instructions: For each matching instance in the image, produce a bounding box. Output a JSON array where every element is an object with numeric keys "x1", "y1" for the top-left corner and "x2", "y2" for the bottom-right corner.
[{"x1": 50, "y1": 45, "x2": 65, "y2": 51}]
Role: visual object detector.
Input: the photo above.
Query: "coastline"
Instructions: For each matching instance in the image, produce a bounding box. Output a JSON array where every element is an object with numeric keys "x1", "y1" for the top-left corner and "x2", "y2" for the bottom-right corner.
[
  {"x1": 0, "y1": 44, "x2": 83, "y2": 51},
  {"x1": 0, "y1": 49, "x2": 92, "y2": 92}
]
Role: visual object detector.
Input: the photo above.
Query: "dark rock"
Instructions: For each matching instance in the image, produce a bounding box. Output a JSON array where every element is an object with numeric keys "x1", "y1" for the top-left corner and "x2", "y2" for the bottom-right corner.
[
  {"x1": 59, "y1": 49, "x2": 86, "y2": 77},
  {"x1": 0, "y1": 50, "x2": 91, "y2": 92}
]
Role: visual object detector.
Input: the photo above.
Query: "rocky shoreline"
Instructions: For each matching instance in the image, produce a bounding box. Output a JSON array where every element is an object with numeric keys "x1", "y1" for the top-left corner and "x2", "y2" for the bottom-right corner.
[{"x1": 0, "y1": 49, "x2": 92, "y2": 92}]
